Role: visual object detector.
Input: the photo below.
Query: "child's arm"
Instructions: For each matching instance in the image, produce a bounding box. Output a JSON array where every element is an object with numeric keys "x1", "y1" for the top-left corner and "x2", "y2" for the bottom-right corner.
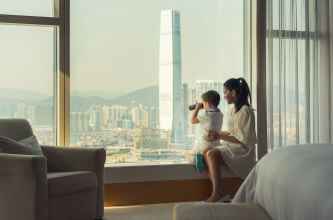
[{"x1": 191, "y1": 103, "x2": 203, "y2": 124}]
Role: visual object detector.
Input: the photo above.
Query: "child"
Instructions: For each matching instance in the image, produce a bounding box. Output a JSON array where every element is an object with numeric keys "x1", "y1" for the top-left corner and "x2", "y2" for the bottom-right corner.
[{"x1": 191, "y1": 90, "x2": 223, "y2": 172}]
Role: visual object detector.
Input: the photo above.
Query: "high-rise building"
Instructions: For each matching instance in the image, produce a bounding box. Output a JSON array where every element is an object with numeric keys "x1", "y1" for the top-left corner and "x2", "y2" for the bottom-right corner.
[
  {"x1": 158, "y1": 9, "x2": 185, "y2": 144},
  {"x1": 82, "y1": 112, "x2": 90, "y2": 131},
  {"x1": 148, "y1": 107, "x2": 159, "y2": 129},
  {"x1": 107, "y1": 105, "x2": 128, "y2": 128},
  {"x1": 121, "y1": 119, "x2": 133, "y2": 129},
  {"x1": 70, "y1": 112, "x2": 90, "y2": 133},
  {"x1": 131, "y1": 105, "x2": 149, "y2": 128},
  {"x1": 89, "y1": 105, "x2": 102, "y2": 131},
  {"x1": 101, "y1": 105, "x2": 110, "y2": 128}
]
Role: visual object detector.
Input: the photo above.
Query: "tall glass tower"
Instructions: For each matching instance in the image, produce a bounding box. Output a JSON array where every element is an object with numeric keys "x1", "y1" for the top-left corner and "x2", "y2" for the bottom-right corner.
[{"x1": 158, "y1": 9, "x2": 185, "y2": 144}]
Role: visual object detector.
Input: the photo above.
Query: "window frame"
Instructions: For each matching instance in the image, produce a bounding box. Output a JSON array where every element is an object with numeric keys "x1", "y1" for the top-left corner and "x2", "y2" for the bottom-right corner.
[{"x1": 1, "y1": 1, "x2": 266, "y2": 176}]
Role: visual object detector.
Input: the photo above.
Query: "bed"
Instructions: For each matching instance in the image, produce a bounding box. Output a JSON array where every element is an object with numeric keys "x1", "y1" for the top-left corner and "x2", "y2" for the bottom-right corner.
[
  {"x1": 233, "y1": 144, "x2": 333, "y2": 220},
  {"x1": 174, "y1": 144, "x2": 333, "y2": 220}
]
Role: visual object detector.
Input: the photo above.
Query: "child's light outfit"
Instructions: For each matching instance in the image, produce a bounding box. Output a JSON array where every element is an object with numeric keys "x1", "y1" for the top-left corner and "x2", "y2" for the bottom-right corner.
[{"x1": 193, "y1": 107, "x2": 223, "y2": 153}]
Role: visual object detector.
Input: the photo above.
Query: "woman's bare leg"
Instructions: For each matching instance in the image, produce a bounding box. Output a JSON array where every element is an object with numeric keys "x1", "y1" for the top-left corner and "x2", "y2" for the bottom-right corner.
[{"x1": 204, "y1": 148, "x2": 223, "y2": 202}]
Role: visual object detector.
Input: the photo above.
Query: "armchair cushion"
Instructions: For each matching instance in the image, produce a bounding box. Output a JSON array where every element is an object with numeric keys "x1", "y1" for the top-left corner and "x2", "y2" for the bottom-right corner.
[
  {"x1": 0, "y1": 119, "x2": 34, "y2": 140},
  {"x1": 0, "y1": 136, "x2": 40, "y2": 155},
  {"x1": 47, "y1": 171, "x2": 97, "y2": 197},
  {"x1": 19, "y1": 135, "x2": 43, "y2": 155}
]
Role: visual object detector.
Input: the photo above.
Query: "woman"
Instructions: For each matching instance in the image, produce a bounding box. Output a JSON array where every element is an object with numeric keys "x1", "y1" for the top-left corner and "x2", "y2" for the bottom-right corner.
[{"x1": 204, "y1": 77, "x2": 257, "y2": 202}]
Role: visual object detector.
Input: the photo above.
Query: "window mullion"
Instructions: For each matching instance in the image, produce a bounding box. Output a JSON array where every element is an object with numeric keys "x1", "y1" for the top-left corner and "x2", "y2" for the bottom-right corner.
[
  {"x1": 255, "y1": 0, "x2": 268, "y2": 159},
  {"x1": 56, "y1": 0, "x2": 70, "y2": 146},
  {"x1": 0, "y1": 14, "x2": 60, "y2": 25}
]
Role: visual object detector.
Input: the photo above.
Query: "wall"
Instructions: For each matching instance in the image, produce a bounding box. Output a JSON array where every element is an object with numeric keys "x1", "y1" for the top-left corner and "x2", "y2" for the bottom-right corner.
[{"x1": 104, "y1": 177, "x2": 242, "y2": 206}]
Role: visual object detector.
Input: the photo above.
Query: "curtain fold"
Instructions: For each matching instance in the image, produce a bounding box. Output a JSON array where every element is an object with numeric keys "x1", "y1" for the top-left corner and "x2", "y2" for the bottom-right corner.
[
  {"x1": 266, "y1": 0, "x2": 332, "y2": 150},
  {"x1": 329, "y1": 0, "x2": 333, "y2": 142}
]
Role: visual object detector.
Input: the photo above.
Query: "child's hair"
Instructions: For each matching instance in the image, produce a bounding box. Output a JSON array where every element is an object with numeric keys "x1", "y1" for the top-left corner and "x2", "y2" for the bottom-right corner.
[
  {"x1": 223, "y1": 77, "x2": 252, "y2": 112},
  {"x1": 201, "y1": 90, "x2": 220, "y2": 107}
]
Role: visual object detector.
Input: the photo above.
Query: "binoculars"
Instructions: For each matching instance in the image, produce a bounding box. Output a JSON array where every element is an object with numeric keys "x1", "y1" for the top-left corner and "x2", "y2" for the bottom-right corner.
[{"x1": 188, "y1": 103, "x2": 203, "y2": 111}]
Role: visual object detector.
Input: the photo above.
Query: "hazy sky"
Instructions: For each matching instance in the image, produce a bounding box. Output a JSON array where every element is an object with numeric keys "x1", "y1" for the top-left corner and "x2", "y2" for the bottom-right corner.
[{"x1": 1, "y1": 0, "x2": 244, "y2": 96}]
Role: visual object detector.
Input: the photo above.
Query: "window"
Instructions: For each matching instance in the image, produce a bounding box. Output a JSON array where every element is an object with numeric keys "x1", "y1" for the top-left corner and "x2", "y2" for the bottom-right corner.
[
  {"x1": 0, "y1": 0, "x2": 250, "y2": 164},
  {"x1": 0, "y1": 24, "x2": 58, "y2": 145},
  {"x1": 0, "y1": 0, "x2": 66, "y2": 145},
  {"x1": 71, "y1": 0, "x2": 249, "y2": 165}
]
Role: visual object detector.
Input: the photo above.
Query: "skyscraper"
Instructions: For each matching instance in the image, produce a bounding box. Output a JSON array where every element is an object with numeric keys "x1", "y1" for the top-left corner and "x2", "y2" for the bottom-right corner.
[{"x1": 158, "y1": 9, "x2": 185, "y2": 144}]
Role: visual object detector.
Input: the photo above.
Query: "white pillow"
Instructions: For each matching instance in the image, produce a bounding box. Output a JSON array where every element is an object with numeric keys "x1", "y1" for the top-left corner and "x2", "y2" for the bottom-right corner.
[{"x1": 19, "y1": 135, "x2": 43, "y2": 156}]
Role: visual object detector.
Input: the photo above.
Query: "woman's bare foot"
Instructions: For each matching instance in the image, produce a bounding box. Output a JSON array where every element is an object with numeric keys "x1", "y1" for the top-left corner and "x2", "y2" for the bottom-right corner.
[{"x1": 206, "y1": 193, "x2": 222, "y2": 202}]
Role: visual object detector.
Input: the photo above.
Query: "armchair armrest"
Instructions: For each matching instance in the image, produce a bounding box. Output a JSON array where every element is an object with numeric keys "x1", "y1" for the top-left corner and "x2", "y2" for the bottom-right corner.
[
  {"x1": 41, "y1": 146, "x2": 106, "y2": 218},
  {"x1": 41, "y1": 146, "x2": 106, "y2": 173},
  {"x1": 173, "y1": 203, "x2": 271, "y2": 220},
  {"x1": 0, "y1": 153, "x2": 47, "y2": 220}
]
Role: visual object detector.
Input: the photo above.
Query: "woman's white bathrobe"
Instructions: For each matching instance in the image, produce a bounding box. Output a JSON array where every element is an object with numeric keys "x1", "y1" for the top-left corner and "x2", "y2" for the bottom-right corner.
[{"x1": 217, "y1": 104, "x2": 257, "y2": 179}]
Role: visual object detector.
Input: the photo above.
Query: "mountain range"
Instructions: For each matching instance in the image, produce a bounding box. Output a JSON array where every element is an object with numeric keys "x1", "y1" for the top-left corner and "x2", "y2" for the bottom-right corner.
[
  {"x1": 0, "y1": 85, "x2": 306, "y2": 114},
  {"x1": 0, "y1": 86, "x2": 159, "y2": 113}
]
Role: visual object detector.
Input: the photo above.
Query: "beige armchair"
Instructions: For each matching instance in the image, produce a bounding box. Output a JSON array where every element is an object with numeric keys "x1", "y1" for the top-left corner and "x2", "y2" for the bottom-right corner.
[{"x1": 0, "y1": 119, "x2": 106, "y2": 220}]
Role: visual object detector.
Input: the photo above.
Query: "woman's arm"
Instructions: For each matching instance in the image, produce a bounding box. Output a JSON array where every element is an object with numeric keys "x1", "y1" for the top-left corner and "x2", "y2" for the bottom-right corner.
[
  {"x1": 206, "y1": 131, "x2": 243, "y2": 145},
  {"x1": 220, "y1": 131, "x2": 231, "y2": 136},
  {"x1": 219, "y1": 132, "x2": 243, "y2": 145}
]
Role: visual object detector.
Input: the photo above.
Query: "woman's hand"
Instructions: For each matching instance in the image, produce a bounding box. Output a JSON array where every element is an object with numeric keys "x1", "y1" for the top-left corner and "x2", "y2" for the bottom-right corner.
[
  {"x1": 205, "y1": 130, "x2": 221, "y2": 142},
  {"x1": 205, "y1": 130, "x2": 242, "y2": 144},
  {"x1": 206, "y1": 130, "x2": 244, "y2": 145}
]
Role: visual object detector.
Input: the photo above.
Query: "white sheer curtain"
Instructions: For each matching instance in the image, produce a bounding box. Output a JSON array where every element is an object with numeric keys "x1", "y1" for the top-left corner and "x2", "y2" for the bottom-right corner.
[{"x1": 266, "y1": 0, "x2": 333, "y2": 150}]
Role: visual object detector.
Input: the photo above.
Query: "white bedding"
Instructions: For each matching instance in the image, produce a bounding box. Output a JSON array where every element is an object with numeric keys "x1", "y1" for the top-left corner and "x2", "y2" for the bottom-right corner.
[{"x1": 232, "y1": 144, "x2": 333, "y2": 220}]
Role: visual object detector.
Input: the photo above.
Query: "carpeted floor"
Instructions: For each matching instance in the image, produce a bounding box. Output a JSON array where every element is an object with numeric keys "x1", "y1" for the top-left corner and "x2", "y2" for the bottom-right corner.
[{"x1": 104, "y1": 203, "x2": 175, "y2": 220}]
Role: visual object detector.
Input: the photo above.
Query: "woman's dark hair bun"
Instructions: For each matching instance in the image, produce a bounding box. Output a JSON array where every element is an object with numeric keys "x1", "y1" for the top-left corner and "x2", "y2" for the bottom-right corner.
[{"x1": 224, "y1": 77, "x2": 252, "y2": 112}]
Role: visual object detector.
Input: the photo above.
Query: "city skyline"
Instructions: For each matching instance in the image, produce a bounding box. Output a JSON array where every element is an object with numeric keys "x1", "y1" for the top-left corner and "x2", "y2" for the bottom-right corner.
[
  {"x1": 3, "y1": 79, "x2": 306, "y2": 164},
  {"x1": 2, "y1": 80, "x2": 229, "y2": 136}
]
